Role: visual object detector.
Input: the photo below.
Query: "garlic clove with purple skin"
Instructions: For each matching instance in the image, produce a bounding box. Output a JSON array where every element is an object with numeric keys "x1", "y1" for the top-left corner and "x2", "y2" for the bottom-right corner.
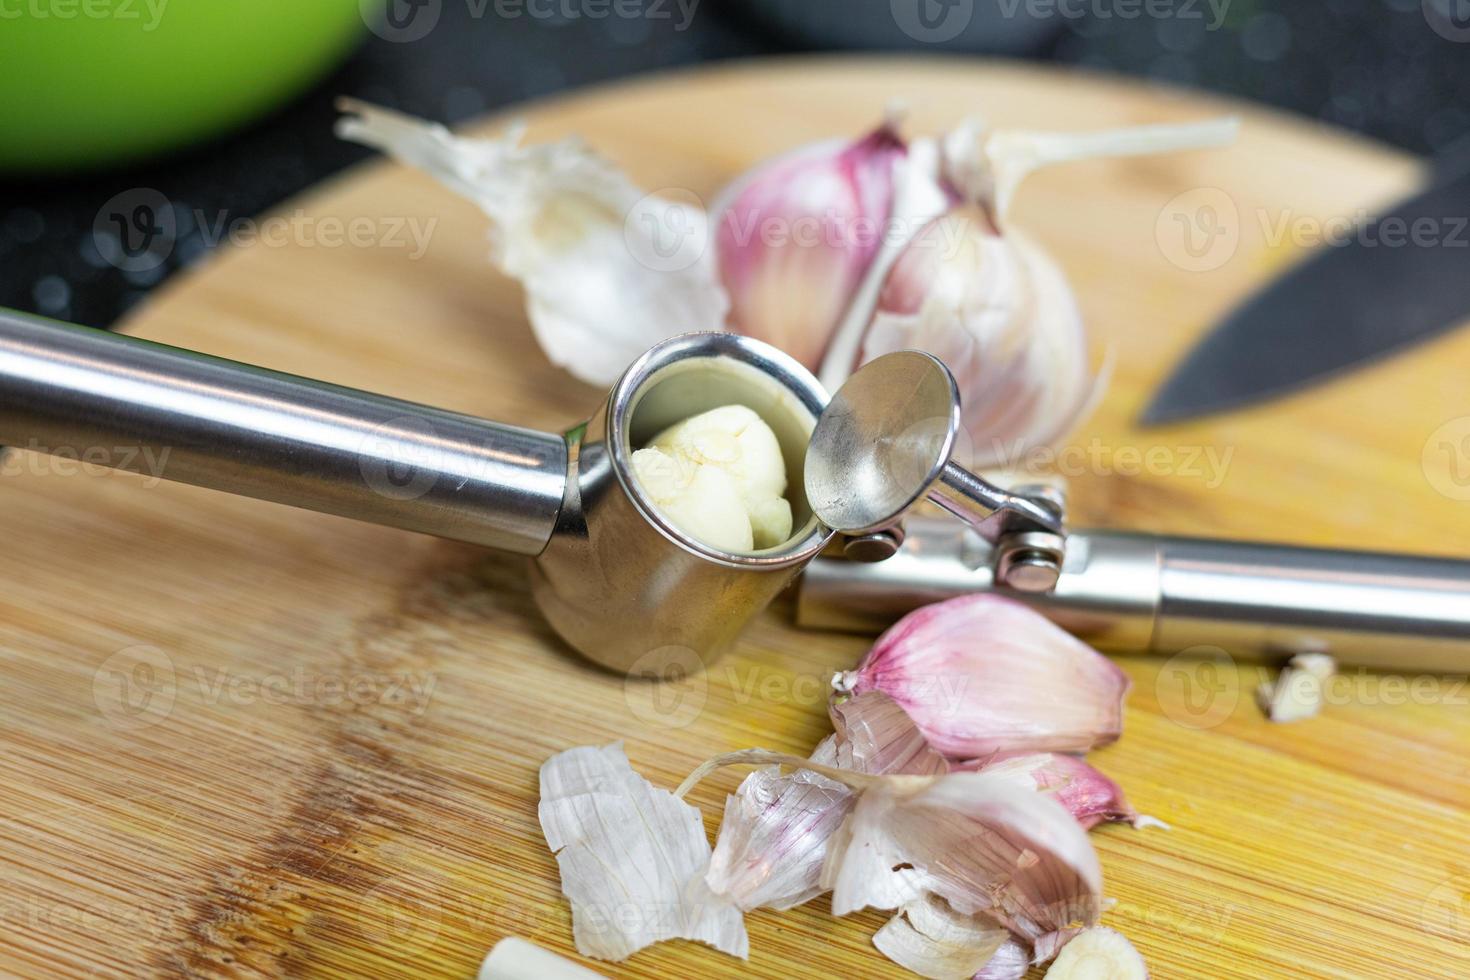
[
  {"x1": 680, "y1": 749, "x2": 1106, "y2": 950},
  {"x1": 700, "y1": 691, "x2": 944, "y2": 912},
  {"x1": 962, "y1": 753, "x2": 1165, "y2": 832},
  {"x1": 713, "y1": 119, "x2": 910, "y2": 370},
  {"x1": 833, "y1": 594, "x2": 1131, "y2": 759},
  {"x1": 818, "y1": 766, "x2": 1105, "y2": 945}
]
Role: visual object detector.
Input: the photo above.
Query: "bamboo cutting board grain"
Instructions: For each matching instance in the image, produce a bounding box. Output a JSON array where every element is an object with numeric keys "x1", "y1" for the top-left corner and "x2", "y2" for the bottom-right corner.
[{"x1": 4, "y1": 60, "x2": 1469, "y2": 979}]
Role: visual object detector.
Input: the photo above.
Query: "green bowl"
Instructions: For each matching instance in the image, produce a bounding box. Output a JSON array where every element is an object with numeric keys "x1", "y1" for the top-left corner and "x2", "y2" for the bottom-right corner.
[{"x1": 0, "y1": 0, "x2": 372, "y2": 173}]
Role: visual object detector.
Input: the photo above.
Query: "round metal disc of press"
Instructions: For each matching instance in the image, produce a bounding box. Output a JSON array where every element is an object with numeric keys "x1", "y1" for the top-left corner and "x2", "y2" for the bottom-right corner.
[{"x1": 804, "y1": 350, "x2": 961, "y2": 536}]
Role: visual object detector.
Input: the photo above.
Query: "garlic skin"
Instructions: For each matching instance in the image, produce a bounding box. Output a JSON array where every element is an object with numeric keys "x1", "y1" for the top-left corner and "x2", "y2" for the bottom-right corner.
[
  {"x1": 1042, "y1": 926, "x2": 1149, "y2": 979},
  {"x1": 702, "y1": 692, "x2": 943, "y2": 912},
  {"x1": 973, "y1": 938, "x2": 1033, "y2": 980},
  {"x1": 872, "y1": 894, "x2": 1009, "y2": 980},
  {"x1": 336, "y1": 100, "x2": 729, "y2": 386},
  {"x1": 714, "y1": 122, "x2": 907, "y2": 370},
  {"x1": 538, "y1": 744, "x2": 747, "y2": 961},
  {"x1": 834, "y1": 594, "x2": 1131, "y2": 759},
  {"x1": 630, "y1": 405, "x2": 792, "y2": 552},
  {"x1": 819, "y1": 767, "x2": 1104, "y2": 945}
]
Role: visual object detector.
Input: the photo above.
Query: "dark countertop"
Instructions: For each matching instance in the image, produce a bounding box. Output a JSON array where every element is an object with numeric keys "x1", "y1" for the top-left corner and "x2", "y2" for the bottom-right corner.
[{"x1": 3, "y1": 0, "x2": 1468, "y2": 328}]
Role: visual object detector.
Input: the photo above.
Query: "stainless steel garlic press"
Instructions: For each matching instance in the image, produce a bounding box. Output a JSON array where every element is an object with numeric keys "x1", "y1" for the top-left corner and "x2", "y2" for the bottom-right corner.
[{"x1": 3, "y1": 308, "x2": 1469, "y2": 674}]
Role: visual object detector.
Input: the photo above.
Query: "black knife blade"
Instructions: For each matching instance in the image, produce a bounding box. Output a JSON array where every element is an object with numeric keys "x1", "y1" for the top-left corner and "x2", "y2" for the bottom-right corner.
[{"x1": 1141, "y1": 161, "x2": 1470, "y2": 426}]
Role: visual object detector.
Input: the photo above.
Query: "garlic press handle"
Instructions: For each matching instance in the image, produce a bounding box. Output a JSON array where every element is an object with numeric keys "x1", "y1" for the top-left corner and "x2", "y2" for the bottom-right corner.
[
  {"x1": 0, "y1": 310, "x2": 567, "y2": 555},
  {"x1": 796, "y1": 516, "x2": 1470, "y2": 673}
]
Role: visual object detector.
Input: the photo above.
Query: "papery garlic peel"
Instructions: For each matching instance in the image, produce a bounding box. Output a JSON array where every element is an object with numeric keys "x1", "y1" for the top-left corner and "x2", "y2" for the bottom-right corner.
[
  {"x1": 835, "y1": 594, "x2": 1131, "y2": 759},
  {"x1": 702, "y1": 692, "x2": 944, "y2": 912},
  {"x1": 335, "y1": 100, "x2": 729, "y2": 386},
  {"x1": 538, "y1": 744, "x2": 747, "y2": 961}
]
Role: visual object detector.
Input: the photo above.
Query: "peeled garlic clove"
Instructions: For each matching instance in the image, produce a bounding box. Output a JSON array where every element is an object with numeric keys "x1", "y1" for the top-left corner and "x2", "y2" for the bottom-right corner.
[
  {"x1": 714, "y1": 120, "x2": 908, "y2": 370},
  {"x1": 649, "y1": 405, "x2": 791, "y2": 548},
  {"x1": 1257, "y1": 652, "x2": 1336, "y2": 723},
  {"x1": 538, "y1": 744, "x2": 747, "y2": 962},
  {"x1": 633, "y1": 405, "x2": 793, "y2": 551},
  {"x1": 631, "y1": 447, "x2": 754, "y2": 553},
  {"x1": 478, "y1": 938, "x2": 608, "y2": 980},
  {"x1": 834, "y1": 595, "x2": 1131, "y2": 759},
  {"x1": 1042, "y1": 926, "x2": 1148, "y2": 979},
  {"x1": 336, "y1": 100, "x2": 729, "y2": 386},
  {"x1": 967, "y1": 753, "x2": 1160, "y2": 831}
]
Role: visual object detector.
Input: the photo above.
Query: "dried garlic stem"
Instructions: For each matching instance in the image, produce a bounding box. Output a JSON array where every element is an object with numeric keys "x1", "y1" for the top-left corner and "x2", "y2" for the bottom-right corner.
[{"x1": 676, "y1": 748, "x2": 891, "y2": 799}]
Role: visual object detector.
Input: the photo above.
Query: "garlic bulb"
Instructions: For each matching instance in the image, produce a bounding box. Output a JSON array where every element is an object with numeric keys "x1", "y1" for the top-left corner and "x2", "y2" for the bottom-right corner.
[
  {"x1": 335, "y1": 100, "x2": 729, "y2": 386},
  {"x1": 855, "y1": 208, "x2": 1098, "y2": 468},
  {"x1": 712, "y1": 120, "x2": 909, "y2": 370},
  {"x1": 834, "y1": 594, "x2": 1131, "y2": 759},
  {"x1": 629, "y1": 405, "x2": 792, "y2": 552},
  {"x1": 1043, "y1": 926, "x2": 1149, "y2": 979}
]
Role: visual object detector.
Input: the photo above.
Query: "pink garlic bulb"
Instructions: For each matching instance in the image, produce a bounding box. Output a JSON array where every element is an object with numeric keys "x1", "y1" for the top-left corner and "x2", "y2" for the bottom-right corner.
[{"x1": 712, "y1": 122, "x2": 907, "y2": 370}]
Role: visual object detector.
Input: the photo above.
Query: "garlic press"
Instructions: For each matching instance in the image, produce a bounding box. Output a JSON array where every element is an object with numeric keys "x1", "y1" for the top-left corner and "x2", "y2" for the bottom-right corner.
[{"x1": 4, "y1": 309, "x2": 1469, "y2": 674}]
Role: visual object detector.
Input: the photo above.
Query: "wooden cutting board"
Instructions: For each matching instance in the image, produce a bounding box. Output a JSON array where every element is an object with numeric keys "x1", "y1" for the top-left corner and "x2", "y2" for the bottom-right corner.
[{"x1": 4, "y1": 59, "x2": 1469, "y2": 980}]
